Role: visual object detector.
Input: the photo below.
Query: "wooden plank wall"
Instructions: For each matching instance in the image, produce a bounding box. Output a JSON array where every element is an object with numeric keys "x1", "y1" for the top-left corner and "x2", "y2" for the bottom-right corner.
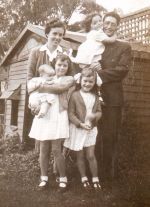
[
  {"x1": 5, "y1": 60, "x2": 28, "y2": 140},
  {"x1": 5, "y1": 36, "x2": 41, "y2": 141}
]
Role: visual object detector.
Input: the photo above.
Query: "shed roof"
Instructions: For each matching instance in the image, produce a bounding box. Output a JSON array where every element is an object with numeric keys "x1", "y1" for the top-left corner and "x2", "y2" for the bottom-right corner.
[{"x1": 1, "y1": 23, "x2": 150, "y2": 67}]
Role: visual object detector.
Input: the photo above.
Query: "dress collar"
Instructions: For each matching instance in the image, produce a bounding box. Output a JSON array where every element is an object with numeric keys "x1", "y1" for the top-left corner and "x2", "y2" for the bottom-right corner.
[{"x1": 40, "y1": 44, "x2": 63, "y2": 61}]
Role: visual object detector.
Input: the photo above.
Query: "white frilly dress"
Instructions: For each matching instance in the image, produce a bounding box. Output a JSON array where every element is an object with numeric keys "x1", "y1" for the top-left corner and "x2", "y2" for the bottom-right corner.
[
  {"x1": 29, "y1": 77, "x2": 69, "y2": 141},
  {"x1": 64, "y1": 90, "x2": 98, "y2": 151}
]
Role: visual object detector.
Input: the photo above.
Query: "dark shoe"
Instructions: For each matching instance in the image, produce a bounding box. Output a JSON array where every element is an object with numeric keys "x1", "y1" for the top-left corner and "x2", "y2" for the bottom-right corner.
[
  {"x1": 38, "y1": 180, "x2": 48, "y2": 190},
  {"x1": 57, "y1": 182, "x2": 67, "y2": 193},
  {"x1": 82, "y1": 180, "x2": 92, "y2": 191},
  {"x1": 93, "y1": 181, "x2": 102, "y2": 192}
]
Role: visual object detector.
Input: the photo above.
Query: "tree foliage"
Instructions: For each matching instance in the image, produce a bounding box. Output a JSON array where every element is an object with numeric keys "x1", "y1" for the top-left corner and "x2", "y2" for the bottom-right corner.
[{"x1": 0, "y1": 0, "x2": 106, "y2": 59}]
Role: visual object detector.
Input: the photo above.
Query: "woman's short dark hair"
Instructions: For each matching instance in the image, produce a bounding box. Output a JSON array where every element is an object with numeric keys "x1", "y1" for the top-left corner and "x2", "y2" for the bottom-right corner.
[
  {"x1": 103, "y1": 12, "x2": 121, "y2": 25},
  {"x1": 45, "y1": 18, "x2": 66, "y2": 36},
  {"x1": 52, "y1": 53, "x2": 72, "y2": 76},
  {"x1": 82, "y1": 12, "x2": 102, "y2": 32}
]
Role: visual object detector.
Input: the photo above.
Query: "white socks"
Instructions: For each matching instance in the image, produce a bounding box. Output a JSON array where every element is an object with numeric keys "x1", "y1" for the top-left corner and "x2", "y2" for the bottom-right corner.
[
  {"x1": 41, "y1": 176, "x2": 48, "y2": 182},
  {"x1": 81, "y1": 176, "x2": 88, "y2": 183},
  {"x1": 39, "y1": 176, "x2": 48, "y2": 187},
  {"x1": 92, "y1": 177, "x2": 99, "y2": 183},
  {"x1": 59, "y1": 177, "x2": 67, "y2": 188},
  {"x1": 81, "y1": 176, "x2": 99, "y2": 183}
]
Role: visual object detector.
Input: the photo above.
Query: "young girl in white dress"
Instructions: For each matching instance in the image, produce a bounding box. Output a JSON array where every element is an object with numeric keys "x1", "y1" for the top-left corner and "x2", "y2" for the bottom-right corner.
[
  {"x1": 64, "y1": 68, "x2": 102, "y2": 191},
  {"x1": 29, "y1": 54, "x2": 74, "y2": 191},
  {"x1": 28, "y1": 64, "x2": 56, "y2": 118}
]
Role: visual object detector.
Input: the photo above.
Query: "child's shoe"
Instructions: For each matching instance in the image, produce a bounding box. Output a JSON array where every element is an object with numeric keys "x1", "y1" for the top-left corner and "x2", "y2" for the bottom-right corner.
[
  {"x1": 38, "y1": 176, "x2": 48, "y2": 190},
  {"x1": 82, "y1": 180, "x2": 92, "y2": 191},
  {"x1": 38, "y1": 180, "x2": 48, "y2": 190},
  {"x1": 57, "y1": 177, "x2": 68, "y2": 193},
  {"x1": 58, "y1": 182, "x2": 68, "y2": 193},
  {"x1": 93, "y1": 181, "x2": 102, "y2": 192}
]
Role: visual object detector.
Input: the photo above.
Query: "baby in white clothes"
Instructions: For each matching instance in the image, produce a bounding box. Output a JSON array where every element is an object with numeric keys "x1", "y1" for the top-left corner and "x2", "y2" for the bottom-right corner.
[
  {"x1": 71, "y1": 13, "x2": 117, "y2": 70},
  {"x1": 28, "y1": 64, "x2": 56, "y2": 118}
]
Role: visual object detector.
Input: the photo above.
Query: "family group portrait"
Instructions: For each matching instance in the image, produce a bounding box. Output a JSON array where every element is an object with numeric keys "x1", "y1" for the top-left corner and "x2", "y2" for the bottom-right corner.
[{"x1": 0, "y1": 0, "x2": 149, "y2": 206}]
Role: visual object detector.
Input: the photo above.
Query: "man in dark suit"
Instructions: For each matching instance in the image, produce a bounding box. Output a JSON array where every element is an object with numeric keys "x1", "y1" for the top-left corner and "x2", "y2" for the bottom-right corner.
[{"x1": 95, "y1": 12, "x2": 132, "y2": 182}]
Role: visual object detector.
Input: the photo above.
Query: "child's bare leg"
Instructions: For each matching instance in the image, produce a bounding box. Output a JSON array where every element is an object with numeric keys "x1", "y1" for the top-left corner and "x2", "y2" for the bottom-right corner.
[
  {"x1": 76, "y1": 150, "x2": 86, "y2": 178},
  {"x1": 85, "y1": 145, "x2": 98, "y2": 177},
  {"x1": 29, "y1": 98, "x2": 40, "y2": 115},
  {"x1": 39, "y1": 140, "x2": 50, "y2": 187},
  {"x1": 51, "y1": 139, "x2": 66, "y2": 176},
  {"x1": 85, "y1": 146, "x2": 101, "y2": 190},
  {"x1": 53, "y1": 146, "x2": 68, "y2": 182},
  {"x1": 40, "y1": 141, "x2": 50, "y2": 176},
  {"x1": 62, "y1": 146, "x2": 69, "y2": 158},
  {"x1": 52, "y1": 139, "x2": 68, "y2": 189},
  {"x1": 37, "y1": 102, "x2": 50, "y2": 118},
  {"x1": 77, "y1": 150, "x2": 92, "y2": 188},
  {"x1": 53, "y1": 157, "x2": 58, "y2": 174}
]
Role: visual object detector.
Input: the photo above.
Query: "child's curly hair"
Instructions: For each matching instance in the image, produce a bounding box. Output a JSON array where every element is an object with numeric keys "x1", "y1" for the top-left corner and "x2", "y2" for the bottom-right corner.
[
  {"x1": 82, "y1": 12, "x2": 102, "y2": 32},
  {"x1": 52, "y1": 53, "x2": 72, "y2": 76},
  {"x1": 45, "y1": 18, "x2": 66, "y2": 37},
  {"x1": 77, "y1": 68, "x2": 99, "y2": 94}
]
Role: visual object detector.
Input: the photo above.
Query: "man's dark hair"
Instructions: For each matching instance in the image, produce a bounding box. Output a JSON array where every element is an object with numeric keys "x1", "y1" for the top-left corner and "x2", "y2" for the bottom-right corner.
[{"x1": 103, "y1": 12, "x2": 121, "y2": 25}]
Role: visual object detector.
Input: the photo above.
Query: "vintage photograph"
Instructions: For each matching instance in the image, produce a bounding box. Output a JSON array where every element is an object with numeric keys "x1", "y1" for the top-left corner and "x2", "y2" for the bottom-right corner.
[{"x1": 0, "y1": 0, "x2": 150, "y2": 206}]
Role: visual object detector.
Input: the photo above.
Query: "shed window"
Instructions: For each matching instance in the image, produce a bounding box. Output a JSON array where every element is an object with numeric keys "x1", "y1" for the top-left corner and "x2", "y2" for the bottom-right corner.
[{"x1": 11, "y1": 100, "x2": 19, "y2": 126}]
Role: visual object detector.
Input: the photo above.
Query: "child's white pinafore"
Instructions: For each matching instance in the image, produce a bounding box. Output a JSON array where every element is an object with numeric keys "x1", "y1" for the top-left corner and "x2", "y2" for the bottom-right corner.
[
  {"x1": 29, "y1": 77, "x2": 69, "y2": 141},
  {"x1": 64, "y1": 90, "x2": 98, "y2": 151}
]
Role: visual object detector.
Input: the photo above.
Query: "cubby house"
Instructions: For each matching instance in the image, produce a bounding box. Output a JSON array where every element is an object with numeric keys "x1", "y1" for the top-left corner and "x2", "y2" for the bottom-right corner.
[{"x1": 0, "y1": 15, "x2": 150, "y2": 142}]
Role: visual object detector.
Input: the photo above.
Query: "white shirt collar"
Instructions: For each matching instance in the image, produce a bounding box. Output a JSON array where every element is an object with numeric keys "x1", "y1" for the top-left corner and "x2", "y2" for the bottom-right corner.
[{"x1": 40, "y1": 44, "x2": 63, "y2": 62}]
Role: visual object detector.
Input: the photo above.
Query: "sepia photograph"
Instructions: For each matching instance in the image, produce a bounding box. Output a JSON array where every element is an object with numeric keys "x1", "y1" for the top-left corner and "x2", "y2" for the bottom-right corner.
[{"x1": 0, "y1": 0, "x2": 150, "y2": 206}]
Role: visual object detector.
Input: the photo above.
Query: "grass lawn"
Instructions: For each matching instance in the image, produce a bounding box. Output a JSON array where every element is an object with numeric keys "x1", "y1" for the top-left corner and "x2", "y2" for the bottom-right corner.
[{"x1": 0, "y1": 134, "x2": 149, "y2": 207}]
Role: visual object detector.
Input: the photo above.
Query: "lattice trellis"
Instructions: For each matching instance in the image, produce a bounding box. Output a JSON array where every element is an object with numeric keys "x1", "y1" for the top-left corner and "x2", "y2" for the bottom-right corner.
[{"x1": 119, "y1": 8, "x2": 150, "y2": 44}]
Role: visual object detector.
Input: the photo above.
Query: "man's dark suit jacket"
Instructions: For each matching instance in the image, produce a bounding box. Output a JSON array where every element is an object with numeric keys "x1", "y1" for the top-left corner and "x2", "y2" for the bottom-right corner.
[{"x1": 98, "y1": 40, "x2": 132, "y2": 106}]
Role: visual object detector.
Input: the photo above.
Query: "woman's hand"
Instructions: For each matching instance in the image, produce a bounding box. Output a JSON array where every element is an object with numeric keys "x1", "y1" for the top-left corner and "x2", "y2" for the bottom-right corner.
[
  {"x1": 90, "y1": 62, "x2": 102, "y2": 72},
  {"x1": 80, "y1": 123, "x2": 91, "y2": 130}
]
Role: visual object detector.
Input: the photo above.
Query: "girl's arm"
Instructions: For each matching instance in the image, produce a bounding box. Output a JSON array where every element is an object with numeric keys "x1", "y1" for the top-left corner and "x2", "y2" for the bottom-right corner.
[
  {"x1": 38, "y1": 76, "x2": 75, "y2": 94},
  {"x1": 69, "y1": 94, "x2": 98, "y2": 130},
  {"x1": 68, "y1": 94, "x2": 82, "y2": 127},
  {"x1": 102, "y1": 34, "x2": 117, "y2": 43},
  {"x1": 94, "y1": 97, "x2": 102, "y2": 124},
  {"x1": 94, "y1": 111, "x2": 102, "y2": 124},
  {"x1": 87, "y1": 98, "x2": 102, "y2": 126},
  {"x1": 93, "y1": 30, "x2": 117, "y2": 43}
]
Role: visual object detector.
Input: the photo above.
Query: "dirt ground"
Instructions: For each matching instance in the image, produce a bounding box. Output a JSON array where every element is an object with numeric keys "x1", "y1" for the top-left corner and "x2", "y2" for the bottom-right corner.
[{"x1": 0, "y1": 136, "x2": 149, "y2": 207}]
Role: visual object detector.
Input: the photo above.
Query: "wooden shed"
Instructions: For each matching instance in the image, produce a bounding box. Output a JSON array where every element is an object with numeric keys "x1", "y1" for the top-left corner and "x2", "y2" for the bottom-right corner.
[{"x1": 0, "y1": 24, "x2": 150, "y2": 142}]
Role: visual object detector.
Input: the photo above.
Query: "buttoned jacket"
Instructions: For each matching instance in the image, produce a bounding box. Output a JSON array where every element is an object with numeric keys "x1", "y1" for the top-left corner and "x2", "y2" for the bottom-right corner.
[
  {"x1": 98, "y1": 40, "x2": 132, "y2": 106},
  {"x1": 68, "y1": 90, "x2": 102, "y2": 127}
]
